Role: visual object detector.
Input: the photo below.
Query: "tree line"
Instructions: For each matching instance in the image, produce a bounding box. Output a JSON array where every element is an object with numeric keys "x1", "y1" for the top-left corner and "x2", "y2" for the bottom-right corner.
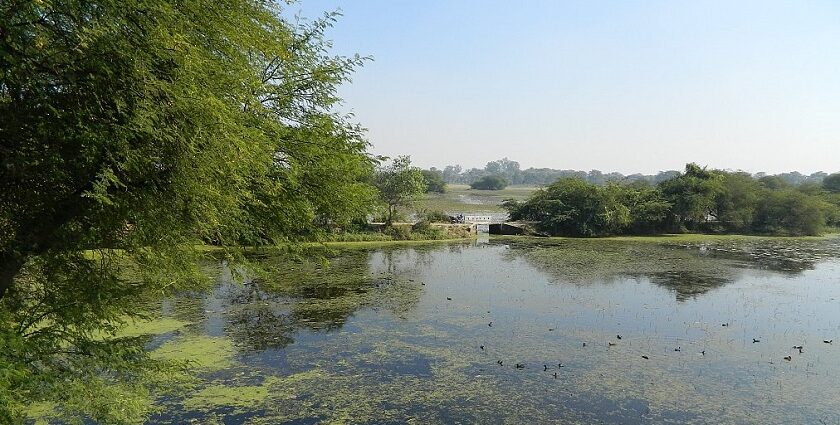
[
  {"x1": 434, "y1": 157, "x2": 834, "y2": 188},
  {"x1": 504, "y1": 164, "x2": 840, "y2": 237}
]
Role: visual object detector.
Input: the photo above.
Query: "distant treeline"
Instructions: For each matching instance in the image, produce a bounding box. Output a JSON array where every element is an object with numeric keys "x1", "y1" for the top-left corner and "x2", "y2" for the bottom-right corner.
[
  {"x1": 433, "y1": 157, "x2": 833, "y2": 187},
  {"x1": 502, "y1": 164, "x2": 840, "y2": 237}
]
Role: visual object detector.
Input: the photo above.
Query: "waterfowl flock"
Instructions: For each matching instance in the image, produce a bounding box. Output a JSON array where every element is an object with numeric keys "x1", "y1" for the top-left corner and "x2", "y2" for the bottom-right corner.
[{"x1": 474, "y1": 321, "x2": 833, "y2": 377}]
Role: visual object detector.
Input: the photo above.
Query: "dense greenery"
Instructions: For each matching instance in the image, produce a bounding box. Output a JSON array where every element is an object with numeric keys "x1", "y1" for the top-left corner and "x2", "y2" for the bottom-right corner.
[
  {"x1": 505, "y1": 164, "x2": 839, "y2": 237},
  {"x1": 373, "y1": 156, "x2": 426, "y2": 224},
  {"x1": 420, "y1": 169, "x2": 446, "y2": 193},
  {"x1": 436, "y1": 157, "x2": 833, "y2": 187},
  {"x1": 470, "y1": 175, "x2": 509, "y2": 190},
  {"x1": 0, "y1": 0, "x2": 379, "y2": 422},
  {"x1": 825, "y1": 173, "x2": 840, "y2": 193}
]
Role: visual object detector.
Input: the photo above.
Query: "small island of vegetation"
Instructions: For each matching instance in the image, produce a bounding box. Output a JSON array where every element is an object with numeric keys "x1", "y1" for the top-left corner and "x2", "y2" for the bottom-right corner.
[{"x1": 502, "y1": 163, "x2": 840, "y2": 237}]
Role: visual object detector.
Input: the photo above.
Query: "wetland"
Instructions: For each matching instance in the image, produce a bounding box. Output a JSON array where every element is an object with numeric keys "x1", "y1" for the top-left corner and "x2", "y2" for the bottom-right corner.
[{"x1": 32, "y1": 235, "x2": 840, "y2": 424}]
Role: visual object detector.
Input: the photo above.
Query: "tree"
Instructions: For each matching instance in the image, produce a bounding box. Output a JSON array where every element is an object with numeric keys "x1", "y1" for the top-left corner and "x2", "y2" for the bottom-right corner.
[
  {"x1": 658, "y1": 164, "x2": 724, "y2": 231},
  {"x1": 505, "y1": 178, "x2": 628, "y2": 236},
  {"x1": 485, "y1": 157, "x2": 520, "y2": 184},
  {"x1": 622, "y1": 184, "x2": 671, "y2": 234},
  {"x1": 714, "y1": 172, "x2": 762, "y2": 232},
  {"x1": 442, "y1": 165, "x2": 462, "y2": 183},
  {"x1": 0, "y1": 1, "x2": 371, "y2": 421},
  {"x1": 753, "y1": 190, "x2": 826, "y2": 235},
  {"x1": 421, "y1": 169, "x2": 447, "y2": 193},
  {"x1": 470, "y1": 175, "x2": 509, "y2": 190},
  {"x1": 373, "y1": 156, "x2": 426, "y2": 224},
  {"x1": 823, "y1": 173, "x2": 840, "y2": 193}
]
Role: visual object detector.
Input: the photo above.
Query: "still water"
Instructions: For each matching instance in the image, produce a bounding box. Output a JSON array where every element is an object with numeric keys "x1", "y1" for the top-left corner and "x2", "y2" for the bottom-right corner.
[{"x1": 147, "y1": 236, "x2": 840, "y2": 424}]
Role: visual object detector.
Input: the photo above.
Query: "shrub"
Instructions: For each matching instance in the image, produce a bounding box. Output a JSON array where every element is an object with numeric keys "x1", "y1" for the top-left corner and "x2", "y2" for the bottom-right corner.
[{"x1": 470, "y1": 175, "x2": 509, "y2": 190}]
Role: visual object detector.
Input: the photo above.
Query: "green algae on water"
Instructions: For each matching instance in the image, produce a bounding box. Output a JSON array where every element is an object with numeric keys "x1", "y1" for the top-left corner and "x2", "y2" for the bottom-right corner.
[{"x1": 151, "y1": 336, "x2": 235, "y2": 372}]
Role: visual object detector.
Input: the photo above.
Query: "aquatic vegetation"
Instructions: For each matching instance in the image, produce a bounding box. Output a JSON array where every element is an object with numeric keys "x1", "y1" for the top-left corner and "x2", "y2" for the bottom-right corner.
[
  {"x1": 115, "y1": 317, "x2": 189, "y2": 338},
  {"x1": 182, "y1": 376, "x2": 280, "y2": 412},
  {"x1": 137, "y1": 237, "x2": 840, "y2": 423},
  {"x1": 151, "y1": 336, "x2": 236, "y2": 372}
]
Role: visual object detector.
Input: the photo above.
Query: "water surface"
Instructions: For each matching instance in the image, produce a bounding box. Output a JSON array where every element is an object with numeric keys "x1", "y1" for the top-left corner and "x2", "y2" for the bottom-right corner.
[{"x1": 145, "y1": 236, "x2": 840, "y2": 424}]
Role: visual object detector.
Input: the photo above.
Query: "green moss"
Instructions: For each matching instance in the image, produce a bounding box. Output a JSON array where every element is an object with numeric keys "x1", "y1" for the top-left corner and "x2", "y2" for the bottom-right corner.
[{"x1": 151, "y1": 336, "x2": 235, "y2": 372}]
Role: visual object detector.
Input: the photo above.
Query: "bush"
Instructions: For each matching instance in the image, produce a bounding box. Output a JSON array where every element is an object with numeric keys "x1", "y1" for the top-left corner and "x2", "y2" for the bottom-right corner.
[
  {"x1": 470, "y1": 175, "x2": 509, "y2": 190},
  {"x1": 421, "y1": 170, "x2": 447, "y2": 193},
  {"x1": 752, "y1": 190, "x2": 825, "y2": 235},
  {"x1": 423, "y1": 210, "x2": 452, "y2": 223},
  {"x1": 383, "y1": 225, "x2": 412, "y2": 240}
]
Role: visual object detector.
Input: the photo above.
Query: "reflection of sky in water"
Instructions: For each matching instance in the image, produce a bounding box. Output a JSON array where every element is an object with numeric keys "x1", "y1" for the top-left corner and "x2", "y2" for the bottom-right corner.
[{"x1": 153, "y1": 237, "x2": 840, "y2": 424}]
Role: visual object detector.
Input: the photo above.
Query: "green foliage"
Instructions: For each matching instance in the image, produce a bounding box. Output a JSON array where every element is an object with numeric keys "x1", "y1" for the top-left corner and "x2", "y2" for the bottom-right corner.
[
  {"x1": 713, "y1": 172, "x2": 762, "y2": 232},
  {"x1": 752, "y1": 190, "x2": 826, "y2": 236},
  {"x1": 373, "y1": 156, "x2": 426, "y2": 224},
  {"x1": 421, "y1": 169, "x2": 447, "y2": 193},
  {"x1": 658, "y1": 164, "x2": 724, "y2": 231},
  {"x1": 470, "y1": 175, "x2": 509, "y2": 190},
  {"x1": 823, "y1": 173, "x2": 840, "y2": 193},
  {"x1": 505, "y1": 178, "x2": 629, "y2": 236},
  {"x1": 422, "y1": 210, "x2": 452, "y2": 223},
  {"x1": 508, "y1": 164, "x2": 831, "y2": 237},
  {"x1": 383, "y1": 225, "x2": 412, "y2": 241},
  {"x1": 0, "y1": 0, "x2": 375, "y2": 422}
]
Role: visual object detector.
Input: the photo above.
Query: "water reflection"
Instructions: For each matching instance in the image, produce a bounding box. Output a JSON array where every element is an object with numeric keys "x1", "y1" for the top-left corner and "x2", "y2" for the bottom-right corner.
[
  {"x1": 501, "y1": 237, "x2": 840, "y2": 301},
  {"x1": 210, "y1": 248, "x2": 425, "y2": 352},
  {"x1": 146, "y1": 236, "x2": 840, "y2": 424}
]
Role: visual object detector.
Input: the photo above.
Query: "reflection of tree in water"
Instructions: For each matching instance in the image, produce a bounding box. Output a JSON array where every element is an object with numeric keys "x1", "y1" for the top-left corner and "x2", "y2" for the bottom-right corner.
[
  {"x1": 217, "y1": 248, "x2": 423, "y2": 352},
  {"x1": 643, "y1": 271, "x2": 733, "y2": 302},
  {"x1": 502, "y1": 237, "x2": 840, "y2": 301}
]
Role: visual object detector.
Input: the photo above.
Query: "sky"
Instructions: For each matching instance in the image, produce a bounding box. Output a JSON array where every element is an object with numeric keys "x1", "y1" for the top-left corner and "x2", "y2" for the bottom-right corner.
[{"x1": 291, "y1": 1, "x2": 840, "y2": 175}]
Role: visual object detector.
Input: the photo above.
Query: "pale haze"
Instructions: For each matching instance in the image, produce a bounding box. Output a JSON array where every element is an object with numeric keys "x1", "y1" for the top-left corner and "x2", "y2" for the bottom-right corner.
[{"x1": 295, "y1": 1, "x2": 840, "y2": 174}]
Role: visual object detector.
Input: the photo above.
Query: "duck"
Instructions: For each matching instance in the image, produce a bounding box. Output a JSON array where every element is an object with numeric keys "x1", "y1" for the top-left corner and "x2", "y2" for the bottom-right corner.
[
  {"x1": 722, "y1": 323, "x2": 729, "y2": 327},
  {"x1": 783, "y1": 356, "x2": 792, "y2": 361},
  {"x1": 558, "y1": 363, "x2": 565, "y2": 368},
  {"x1": 701, "y1": 350, "x2": 706, "y2": 356},
  {"x1": 792, "y1": 345, "x2": 803, "y2": 350},
  {"x1": 582, "y1": 342, "x2": 587, "y2": 347},
  {"x1": 674, "y1": 347, "x2": 681, "y2": 352},
  {"x1": 553, "y1": 372, "x2": 558, "y2": 379},
  {"x1": 488, "y1": 322, "x2": 493, "y2": 327},
  {"x1": 641, "y1": 355, "x2": 649, "y2": 360},
  {"x1": 544, "y1": 364, "x2": 548, "y2": 371},
  {"x1": 480, "y1": 345, "x2": 485, "y2": 351},
  {"x1": 824, "y1": 339, "x2": 833, "y2": 344},
  {"x1": 608, "y1": 342, "x2": 617, "y2": 347},
  {"x1": 497, "y1": 360, "x2": 503, "y2": 366},
  {"x1": 515, "y1": 363, "x2": 525, "y2": 369},
  {"x1": 446, "y1": 297, "x2": 452, "y2": 301},
  {"x1": 752, "y1": 338, "x2": 760, "y2": 343},
  {"x1": 616, "y1": 335, "x2": 622, "y2": 340}
]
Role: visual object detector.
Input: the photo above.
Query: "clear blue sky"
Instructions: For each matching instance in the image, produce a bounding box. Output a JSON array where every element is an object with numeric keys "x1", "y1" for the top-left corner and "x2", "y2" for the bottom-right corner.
[{"x1": 292, "y1": 1, "x2": 840, "y2": 174}]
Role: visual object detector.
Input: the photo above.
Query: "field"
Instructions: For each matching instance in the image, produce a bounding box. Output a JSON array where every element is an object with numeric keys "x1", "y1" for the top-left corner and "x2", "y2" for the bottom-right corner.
[{"x1": 415, "y1": 184, "x2": 539, "y2": 213}]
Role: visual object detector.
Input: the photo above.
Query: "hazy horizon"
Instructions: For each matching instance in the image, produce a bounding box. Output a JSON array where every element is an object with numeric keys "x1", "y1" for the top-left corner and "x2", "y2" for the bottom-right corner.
[{"x1": 294, "y1": 1, "x2": 840, "y2": 175}]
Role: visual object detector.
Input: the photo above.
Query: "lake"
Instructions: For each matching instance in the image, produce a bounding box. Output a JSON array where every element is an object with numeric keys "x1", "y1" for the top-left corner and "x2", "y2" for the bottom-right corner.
[{"x1": 142, "y1": 235, "x2": 840, "y2": 424}]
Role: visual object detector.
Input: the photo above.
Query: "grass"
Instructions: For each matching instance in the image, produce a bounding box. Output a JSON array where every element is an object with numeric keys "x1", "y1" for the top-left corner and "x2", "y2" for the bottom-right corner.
[{"x1": 416, "y1": 184, "x2": 539, "y2": 213}]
